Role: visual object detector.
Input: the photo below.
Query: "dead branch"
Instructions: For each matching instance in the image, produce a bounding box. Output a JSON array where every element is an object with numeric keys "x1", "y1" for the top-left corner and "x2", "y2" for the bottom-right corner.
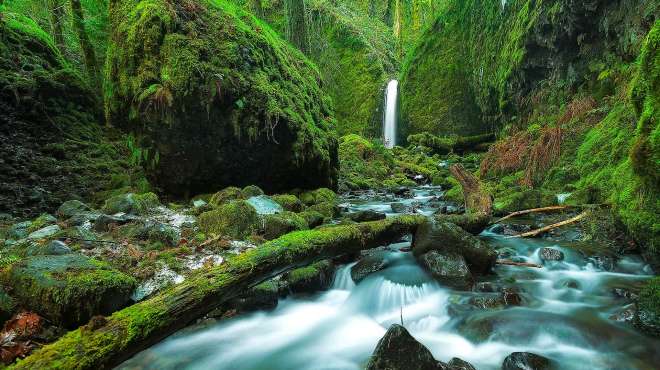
[
  {"x1": 495, "y1": 260, "x2": 542, "y2": 268},
  {"x1": 491, "y1": 205, "x2": 571, "y2": 224},
  {"x1": 506, "y1": 211, "x2": 589, "y2": 238}
]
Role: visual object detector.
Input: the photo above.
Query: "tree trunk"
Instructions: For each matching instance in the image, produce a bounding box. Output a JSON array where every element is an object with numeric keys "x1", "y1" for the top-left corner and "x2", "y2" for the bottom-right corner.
[
  {"x1": 13, "y1": 216, "x2": 425, "y2": 369},
  {"x1": 285, "y1": 0, "x2": 310, "y2": 54},
  {"x1": 49, "y1": 0, "x2": 66, "y2": 54},
  {"x1": 69, "y1": 0, "x2": 100, "y2": 90},
  {"x1": 449, "y1": 164, "x2": 492, "y2": 215}
]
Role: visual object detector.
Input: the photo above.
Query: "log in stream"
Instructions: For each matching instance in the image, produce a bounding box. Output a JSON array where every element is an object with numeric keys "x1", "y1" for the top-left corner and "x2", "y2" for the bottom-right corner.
[{"x1": 11, "y1": 216, "x2": 425, "y2": 370}]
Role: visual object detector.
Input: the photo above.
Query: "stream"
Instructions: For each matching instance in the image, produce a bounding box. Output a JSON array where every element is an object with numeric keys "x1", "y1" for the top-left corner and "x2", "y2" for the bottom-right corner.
[{"x1": 119, "y1": 187, "x2": 659, "y2": 370}]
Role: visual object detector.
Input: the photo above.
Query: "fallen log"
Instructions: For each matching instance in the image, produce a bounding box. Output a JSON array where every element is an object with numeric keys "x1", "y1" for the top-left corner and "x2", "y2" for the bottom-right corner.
[
  {"x1": 491, "y1": 205, "x2": 571, "y2": 225},
  {"x1": 496, "y1": 260, "x2": 542, "y2": 268},
  {"x1": 506, "y1": 211, "x2": 589, "y2": 238},
  {"x1": 449, "y1": 164, "x2": 492, "y2": 216},
  {"x1": 11, "y1": 216, "x2": 425, "y2": 370}
]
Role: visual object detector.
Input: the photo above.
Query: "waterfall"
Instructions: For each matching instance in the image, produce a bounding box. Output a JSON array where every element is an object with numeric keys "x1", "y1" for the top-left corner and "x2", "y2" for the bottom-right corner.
[{"x1": 383, "y1": 80, "x2": 398, "y2": 149}]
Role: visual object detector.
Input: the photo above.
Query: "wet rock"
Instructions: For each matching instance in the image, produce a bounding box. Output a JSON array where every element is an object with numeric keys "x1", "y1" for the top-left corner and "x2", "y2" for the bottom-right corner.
[
  {"x1": 413, "y1": 221, "x2": 496, "y2": 274},
  {"x1": 419, "y1": 251, "x2": 473, "y2": 290},
  {"x1": 66, "y1": 211, "x2": 100, "y2": 226},
  {"x1": 138, "y1": 222, "x2": 181, "y2": 247},
  {"x1": 447, "y1": 357, "x2": 476, "y2": 370},
  {"x1": 490, "y1": 223, "x2": 533, "y2": 236},
  {"x1": 8, "y1": 221, "x2": 31, "y2": 239},
  {"x1": 300, "y1": 210, "x2": 325, "y2": 228},
  {"x1": 271, "y1": 194, "x2": 304, "y2": 212},
  {"x1": 246, "y1": 195, "x2": 284, "y2": 215},
  {"x1": 435, "y1": 213, "x2": 490, "y2": 235},
  {"x1": 469, "y1": 289, "x2": 522, "y2": 309},
  {"x1": 227, "y1": 280, "x2": 279, "y2": 312},
  {"x1": 393, "y1": 187, "x2": 412, "y2": 197},
  {"x1": 282, "y1": 260, "x2": 335, "y2": 294},
  {"x1": 391, "y1": 202, "x2": 409, "y2": 213},
  {"x1": 348, "y1": 210, "x2": 387, "y2": 222},
  {"x1": 502, "y1": 352, "x2": 554, "y2": 370},
  {"x1": 366, "y1": 324, "x2": 444, "y2": 370},
  {"x1": 27, "y1": 225, "x2": 61, "y2": 240},
  {"x1": 102, "y1": 192, "x2": 160, "y2": 215},
  {"x1": 57, "y1": 200, "x2": 92, "y2": 219},
  {"x1": 131, "y1": 265, "x2": 184, "y2": 301},
  {"x1": 351, "y1": 251, "x2": 390, "y2": 283},
  {"x1": 539, "y1": 248, "x2": 564, "y2": 261},
  {"x1": 587, "y1": 255, "x2": 616, "y2": 271},
  {"x1": 198, "y1": 201, "x2": 259, "y2": 239},
  {"x1": 8, "y1": 254, "x2": 136, "y2": 328},
  {"x1": 611, "y1": 287, "x2": 639, "y2": 301},
  {"x1": 44, "y1": 240, "x2": 72, "y2": 255},
  {"x1": 93, "y1": 214, "x2": 133, "y2": 232},
  {"x1": 634, "y1": 277, "x2": 660, "y2": 337},
  {"x1": 609, "y1": 304, "x2": 635, "y2": 323}
]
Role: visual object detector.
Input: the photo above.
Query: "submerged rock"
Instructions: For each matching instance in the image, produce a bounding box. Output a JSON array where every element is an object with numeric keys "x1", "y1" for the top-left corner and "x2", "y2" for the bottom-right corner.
[
  {"x1": 8, "y1": 254, "x2": 136, "y2": 328},
  {"x1": 419, "y1": 251, "x2": 473, "y2": 290},
  {"x1": 539, "y1": 247, "x2": 564, "y2": 262},
  {"x1": 366, "y1": 324, "x2": 442, "y2": 370},
  {"x1": 502, "y1": 352, "x2": 554, "y2": 370},
  {"x1": 413, "y1": 221, "x2": 496, "y2": 274},
  {"x1": 350, "y1": 251, "x2": 390, "y2": 283}
]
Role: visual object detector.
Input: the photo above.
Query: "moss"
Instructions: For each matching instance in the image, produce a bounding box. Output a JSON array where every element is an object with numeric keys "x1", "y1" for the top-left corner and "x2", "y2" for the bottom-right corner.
[
  {"x1": 209, "y1": 187, "x2": 244, "y2": 207},
  {"x1": 241, "y1": 185, "x2": 265, "y2": 198},
  {"x1": 262, "y1": 211, "x2": 309, "y2": 240},
  {"x1": 283, "y1": 259, "x2": 334, "y2": 293},
  {"x1": 299, "y1": 210, "x2": 325, "y2": 228},
  {"x1": 26, "y1": 213, "x2": 57, "y2": 233},
  {"x1": 8, "y1": 254, "x2": 136, "y2": 328},
  {"x1": 0, "y1": 287, "x2": 16, "y2": 323},
  {"x1": 198, "y1": 200, "x2": 259, "y2": 239},
  {"x1": 636, "y1": 277, "x2": 660, "y2": 336},
  {"x1": 271, "y1": 194, "x2": 304, "y2": 212},
  {"x1": 300, "y1": 188, "x2": 338, "y2": 206},
  {"x1": 308, "y1": 202, "x2": 340, "y2": 219},
  {"x1": 132, "y1": 192, "x2": 161, "y2": 215},
  {"x1": 493, "y1": 188, "x2": 556, "y2": 214}
]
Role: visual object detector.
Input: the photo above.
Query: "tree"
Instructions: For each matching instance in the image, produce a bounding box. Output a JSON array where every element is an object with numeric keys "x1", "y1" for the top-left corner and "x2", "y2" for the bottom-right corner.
[
  {"x1": 70, "y1": 0, "x2": 100, "y2": 90},
  {"x1": 49, "y1": 0, "x2": 66, "y2": 54},
  {"x1": 285, "y1": 0, "x2": 310, "y2": 54}
]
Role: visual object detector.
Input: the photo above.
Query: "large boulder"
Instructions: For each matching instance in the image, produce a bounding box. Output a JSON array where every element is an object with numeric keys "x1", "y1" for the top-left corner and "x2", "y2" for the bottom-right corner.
[
  {"x1": 366, "y1": 324, "x2": 443, "y2": 370},
  {"x1": 198, "y1": 201, "x2": 259, "y2": 239},
  {"x1": 435, "y1": 213, "x2": 490, "y2": 235},
  {"x1": 7, "y1": 254, "x2": 136, "y2": 328},
  {"x1": 281, "y1": 260, "x2": 335, "y2": 294},
  {"x1": 413, "y1": 221, "x2": 496, "y2": 275},
  {"x1": 502, "y1": 352, "x2": 554, "y2": 370},
  {"x1": 351, "y1": 250, "x2": 390, "y2": 284},
  {"x1": 105, "y1": 0, "x2": 338, "y2": 196},
  {"x1": 418, "y1": 252, "x2": 473, "y2": 290}
]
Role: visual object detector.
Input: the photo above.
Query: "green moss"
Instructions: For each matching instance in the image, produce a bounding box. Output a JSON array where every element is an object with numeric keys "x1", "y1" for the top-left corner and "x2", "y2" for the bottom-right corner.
[
  {"x1": 299, "y1": 210, "x2": 325, "y2": 228},
  {"x1": 209, "y1": 187, "x2": 244, "y2": 207},
  {"x1": 308, "y1": 202, "x2": 340, "y2": 219},
  {"x1": 27, "y1": 214, "x2": 57, "y2": 233},
  {"x1": 0, "y1": 287, "x2": 16, "y2": 322},
  {"x1": 262, "y1": 211, "x2": 309, "y2": 240},
  {"x1": 241, "y1": 185, "x2": 265, "y2": 198},
  {"x1": 300, "y1": 188, "x2": 338, "y2": 206},
  {"x1": 271, "y1": 194, "x2": 304, "y2": 212},
  {"x1": 198, "y1": 200, "x2": 259, "y2": 239},
  {"x1": 636, "y1": 277, "x2": 660, "y2": 336}
]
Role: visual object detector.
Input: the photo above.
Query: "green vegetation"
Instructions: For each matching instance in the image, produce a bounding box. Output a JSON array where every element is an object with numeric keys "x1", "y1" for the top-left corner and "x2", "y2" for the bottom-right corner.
[{"x1": 198, "y1": 200, "x2": 259, "y2": 239}]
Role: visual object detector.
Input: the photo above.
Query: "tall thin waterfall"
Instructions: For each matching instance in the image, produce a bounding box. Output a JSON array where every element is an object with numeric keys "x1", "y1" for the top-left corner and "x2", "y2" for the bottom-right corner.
[{"x1": 383, "y1": 80, "x2": 398, "y2": 149}]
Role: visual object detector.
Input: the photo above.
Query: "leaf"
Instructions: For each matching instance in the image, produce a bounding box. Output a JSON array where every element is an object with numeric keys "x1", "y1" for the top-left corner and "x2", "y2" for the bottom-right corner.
[{"x1": 3, "y1": 312, "x2": 43, "y2": 337}]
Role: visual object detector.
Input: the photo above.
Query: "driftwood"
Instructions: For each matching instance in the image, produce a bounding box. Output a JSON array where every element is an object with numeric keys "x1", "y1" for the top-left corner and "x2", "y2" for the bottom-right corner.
[
  {"x1": 491, "y1": 205, "x2": 571, "y2": 225},
  {"x1": 507, "y1": 211, "x2": 589, "y2": 238},
  {"x1": 11, "y1": 216, "x2": 425, "y2": 370},
  {"x1": 496, "y1": 260, "x2": 542, "y2": 268},
  {"x1": 449, "y1": 164, "x2": 492, "y2": 215}
]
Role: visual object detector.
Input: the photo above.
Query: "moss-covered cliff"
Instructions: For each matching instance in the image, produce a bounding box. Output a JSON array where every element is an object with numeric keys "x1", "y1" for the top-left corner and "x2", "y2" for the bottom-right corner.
[{"x1": 105, "y1": 0, "x2": 339, "y2": 196}]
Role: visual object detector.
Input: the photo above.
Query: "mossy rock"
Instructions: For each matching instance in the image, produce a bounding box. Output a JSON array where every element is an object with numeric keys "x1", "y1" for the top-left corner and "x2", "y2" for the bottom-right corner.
[
  {"x1": 300, "y1": 188, "x2": 338, "y2": 206},
  {"x1": 436, "y1": 213, "x2": 491, "y2": 235},
  {"x1": 7, "y1": 254, "x2": 136, "y2": 328},
  {"x1": 635, "y1": 277, "x2": 660, "y2": 337},
  {"x1": 57, "y1": 200, "x2": 93, "y2": 219},
  {"x1": 227, "y1": 280, "x2": 279, "y2": 313},
  {"x1": 105, "y1": 0, "x2": 338, "y2": 196},
  {"x1": 262, "y1": 212, "x2": 308, "y2": 240},
  {"x1": 241, "y1": 185, "x2": 264, "y2": 198},
  {"x1": 308, "y1": 201, "x2": 341, "y2": 219},
  {"x1": 282, "y1": 259, "x2": 335, "y2": 294},
  {"x1": 209, "y1": 187, "x2": 243, "y2": 207},
  {"x1": 198, "y1": 200, "x2": 259, "y2": 239},
  {"x1": 271, "y1": 194, "x2": 304, "y2": 212},
  {"x1": 299, "y1": 210, "x2": 325, "y2": 229},
  {"x1": 102, "y1": 193, "x2": 160, "y2": 215},
  {"x1": 26, "y1": 213, "x2": 57, "y2": 233}
]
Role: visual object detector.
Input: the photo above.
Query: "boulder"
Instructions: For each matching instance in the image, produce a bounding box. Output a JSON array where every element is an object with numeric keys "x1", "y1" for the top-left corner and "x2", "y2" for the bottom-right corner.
[
  {"x1": 299, "y1": 210, "x2": 325, "y2": 229},
  {"x1": 27, "y1": 225, "x2": 61, "y2": 240},
  {"x1": 57, "y1": 200, "x2": 92, "y2": 219},
  {"x1": 300, "y1": 188, "x2": 338, "y2": 206},
  {"x1": 246, "y1": 195, "x2": 284, "y2": 215},
  {"x1": 198, "y1": 201, "x2": 259, "y2": 239},
  {"x1": 366, "y1": 324, "x2": 444, "y2": 370},
  {"x1": 502, "y1": 352, "x2": 554, "y2": 370},
  {"x1": 447, "y1": 358, "x2": 476, "y2": 370},
  {"x1": 308, "y1": 202, "x2": 341, "y2": 219},
  {"x1": 419, "y1": 252, "x2": 473, "y2": 290},
  {"x1": 27, "y1": 240, "x2": 72, "y2": 256},
  {"x1": 350, "y1": 251, "x2": 390, "y2": 283},
  {"x1": 435, "y1": 213, "x2": 490, "y2": 235},
  {"x1": 8, "y1": 254, "x2": 136, "y2": 328},
  {"x1": 102, "y1": 193, "x2": 160, "y2": 215},
  {"x1": 262, "y1": 212, "x2": 308, "y2": 240},
  {"x1": 227, "y1": 280, "x2": 279, "y2": 313},
  {"x1": 390, "y1": 202, "x2": 409, "y2": 213},
  {"x1": 282, "y1": 260, "x2": 335, "y2": 294},
  {"x1": 348, "y1": 210, "x2": 387, "y2": 222},
  {"x1": 7, "y1": 221, "x2": 31, "y2": 240},
  {"x1": 271, "y1": 194, "x2": 305, "y2": 212},
  {"x1": 138, "y1": 222, "x2": 181, "y2": 248},
  {"x1": 413, "y1": 221, "x2": 496, "y2": 274},
  {"x1": 241, "y1": 185, "x2": 264, "y2": 198},
  {"x1": 539, "y1": 247, "x2": 564, "y2": 262},
  {"x1": 105, "y1": 0, "x2": 338, "y2": 195},
  {"x1": 93, "y1": 214, "x2": 133, "y2": 232},
  {"x1": 209, "y1": 187, "x2": 243, "y2": 207}
]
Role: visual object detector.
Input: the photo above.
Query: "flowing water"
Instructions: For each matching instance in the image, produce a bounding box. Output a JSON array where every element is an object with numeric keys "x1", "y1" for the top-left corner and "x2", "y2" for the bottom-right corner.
[
  {"x1": 383, "y1": 80, "x2": 398, "y2": 149},
  {"x1": 120, "y1": 187, "x2": 658, "y2": 370}
]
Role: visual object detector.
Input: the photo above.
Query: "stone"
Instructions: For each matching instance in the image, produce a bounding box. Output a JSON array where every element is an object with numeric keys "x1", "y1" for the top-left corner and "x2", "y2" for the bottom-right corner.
[
  {"x1": 366, "y1": 324, "x2": 444, "y2": 370},
  {"x1": 539, "y1": 247, "x2": 564, "y2": 261},
  {"x1": 57, "y1": 200, "x2": 92, "y2": 219},
  {"x1": 390, "y1": 202, "x2": 408, "y2": 213},
  {"x1": 634, "y1": 277, "x2": 660, "y2": 337},
  {"x1": 93, "y1": 214, "x2": 132, "y2": 232},
  {"x1": 351, "y1": 251, "x2": 390, "y2": 284},
  {"x1": 419, "y1": 251, "x2": 473, "y2": 290},
  {"x1": 27, "y1": 225, "x2": 61, "y2": 240},
  {"x1": 435, "y1": 213, "x2": 491, "y2": 235},
  {"x1": 502, "y1": 352, "x2": 554, "y2": 370},
  {"x1": 282, "y1": 260, "x2": 335, "y2": 294},
  {"x1": 227, "y1": 280, "x2": 279, "y2": 313},
  {"x1": 413, "y1": 221, "x2": 496, "y2": 275},
  {"x1": 246, "y1": 195, "x2": 284, "y2": 215},
  {"x1": 348, "y1": 210, "x2": 387, "y2": 222},
  {"x1": 262, "y1": 212, "x2": 308, "y2": 240},
  {"x1": 8, "y1": 221, "x2": 31, "y2": 239},
  {"x1": 7, "y1": 254, "x2": 136, "y2": 328},
  {"x1": 198, "y1": 201, "x2": 259, "y2": 240},
  {"x1": 138, "y1": 222, "x2": 181, "y2": 247},
  {"x1": 447, "y1": 357, "x2": 476, "y2": 370},
  {"x1": 40, "y1": 240, "x2": 72, "y2": 256}
]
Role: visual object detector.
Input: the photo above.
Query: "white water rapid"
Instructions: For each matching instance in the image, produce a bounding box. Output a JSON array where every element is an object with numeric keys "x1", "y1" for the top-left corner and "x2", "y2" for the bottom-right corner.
[{"x1": 383, "y1": 80, "x2": 398, "y2": 149}]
